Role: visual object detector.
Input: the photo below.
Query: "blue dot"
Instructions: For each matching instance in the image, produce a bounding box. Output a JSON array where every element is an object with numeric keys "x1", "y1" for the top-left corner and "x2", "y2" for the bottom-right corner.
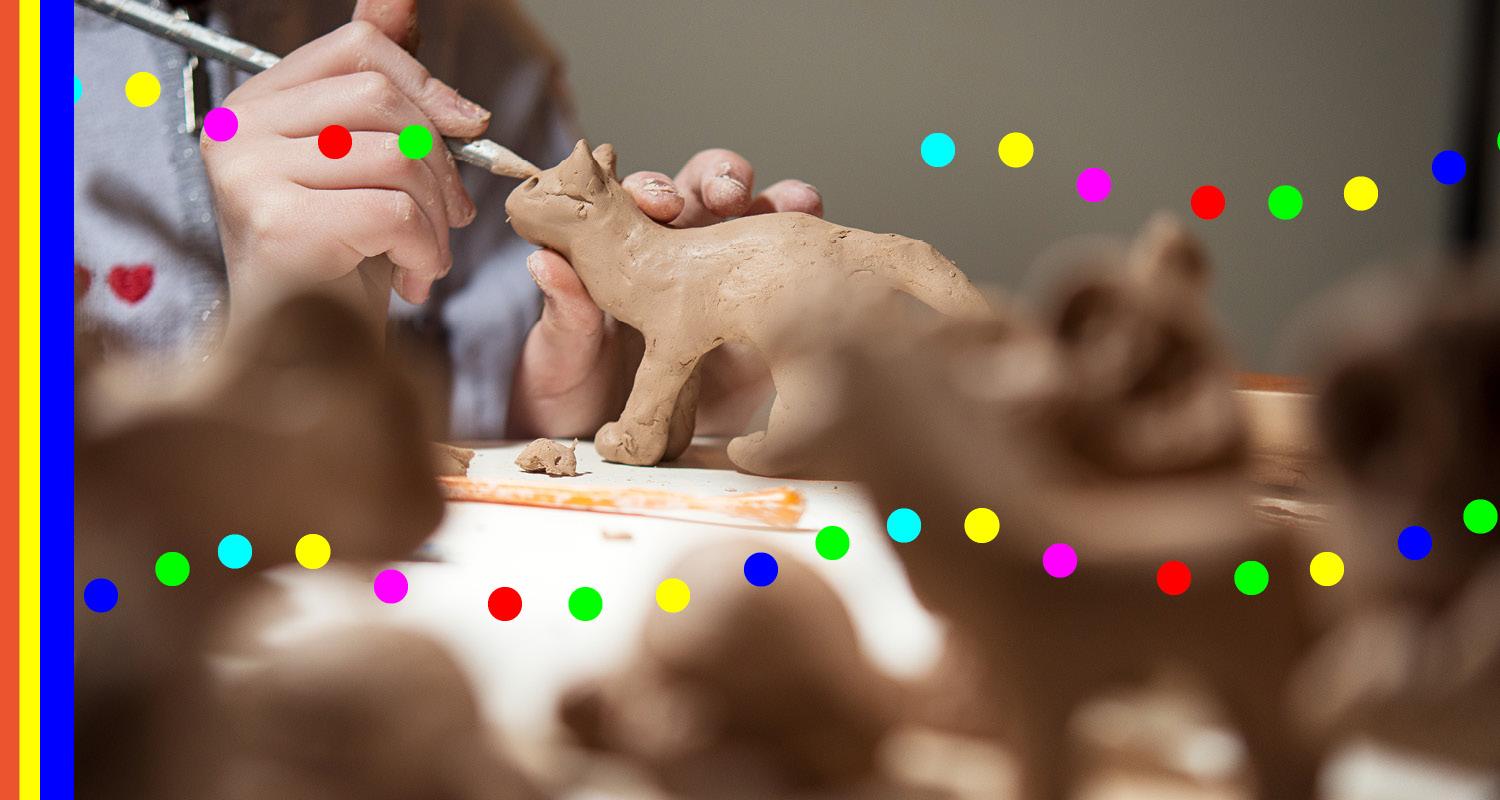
[
  {"x1": 217, "y1": 534, "x2": 253, "y2": 569},
  {"x1": 74, "y1": 75, "x2": 81, "y2": 104},
  {"x1": 886, "y1": 507, "x2": 921, "y2": 543},
  {"x1": 1397, "y1": 525, "x2": 1432, "y2": 560},
  {"x1": 743, "y1": 552, "x2": 779, "y2": 587},
  {"x1": 83, "y1": 578, "x2": 118, "y2": 613},
  {"x1": 920, "y1": 132, "x2": 955, "y2": 168},
  {"x1": 1431, "y1": 150, "x2": 1466, "y2": 185}
]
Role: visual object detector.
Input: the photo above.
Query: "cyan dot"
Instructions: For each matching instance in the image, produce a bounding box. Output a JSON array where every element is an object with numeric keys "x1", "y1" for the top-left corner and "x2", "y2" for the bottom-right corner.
[
  {"x1": 886, "y1": 507, "x2": 921, "y2": 543},
  {"x1": 217, "y1": 534, "x2": 253, "y2": 569},
  {"x1": 1431, "y1": 150, "x2": 1466, "y2": 185},
  {"x1": 83, "y1": 578, "x2": 118, "y2": 613},
  {"x1": 74, "y1": 75, "x2": 81, "y2": 104},
  {"x1": 920, "y1": 132, "x2": 955, "y2": 168},
  {"x1": 1397, "y1": 525, "x2": 1432, "y2": 561}
]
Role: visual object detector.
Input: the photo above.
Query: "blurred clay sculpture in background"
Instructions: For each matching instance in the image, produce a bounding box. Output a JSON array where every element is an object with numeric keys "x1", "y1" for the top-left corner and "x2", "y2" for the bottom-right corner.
[
  {"x1": 74, "y1": 294, "x2": 487, "y2": 798},
  {"x1": 561, "y1": 544, "x2": 909, "y2": 799},
  {"x1": 814, "y1": 215, "x2": 1320, "y2": 800},
  {"x1": 505, "y1": 140, "x2": 993, "y2": 476},
  {"x1": 1291, "y1": 269, "x2": 1500, "y2": 769}
]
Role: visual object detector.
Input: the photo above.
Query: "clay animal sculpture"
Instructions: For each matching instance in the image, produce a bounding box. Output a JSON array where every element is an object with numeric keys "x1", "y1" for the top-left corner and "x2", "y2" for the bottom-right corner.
[
  {"x1": 815, "y1": 216, "x2": 1320, "y2": 800},
  {"x1": 1289, "y1": 270, "x2": 1500, "y2": 769},
  {"x1": 561, "y1": 543, "x2": 906, "y2": 799},
  {"x1": 74, "y1": 294, "x2": 461, "y2": 799},
  {"x1": 505, "y1": 139, "x2": 991, "y2": 476}
]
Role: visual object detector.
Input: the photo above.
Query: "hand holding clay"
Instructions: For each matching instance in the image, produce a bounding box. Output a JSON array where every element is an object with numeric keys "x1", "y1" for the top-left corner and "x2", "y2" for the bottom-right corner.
[
  {"x1": 507, "y1": 149, "x2": 825, "y2": 441},
  {"x1": 201, "y1": 0, "x2": 491, "y2": 309}
]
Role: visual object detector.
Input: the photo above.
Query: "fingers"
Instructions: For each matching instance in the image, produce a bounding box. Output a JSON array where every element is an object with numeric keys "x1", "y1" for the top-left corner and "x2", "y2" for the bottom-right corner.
[
  {"x1": 672, "y1": 149, "x2": 755, "y2": 227},
  {"x1": 620, "y1": 171, "x2": 685, "y2": 223},
  {"x1": 283, "y1": 131, "x2": 454, "y2": 265},
  {"x1": 352, "y1": 0, "x2": 420, "y2": 52},
  {"x1": 323, "y1": 188, "x2": 448, "y2": 302},
  {"x1": 526, "y1": 250, "x2": 604, "y2": 341},
  {"x1": 232, "y1": 20, "x2": 490, "y2": 139},
  {"x1": 249, "y1": 73, "x2": 474, "y2": 224},
  {"x1": 745, "y1": 179, "x2": 824, "y2": 218}
]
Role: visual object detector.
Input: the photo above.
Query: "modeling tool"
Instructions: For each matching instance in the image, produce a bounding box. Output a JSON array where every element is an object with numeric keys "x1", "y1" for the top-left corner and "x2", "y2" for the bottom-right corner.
[
  {"x1": 74, "y1": 0, "x2": 540, "y2": 179},
  {"x1": 438, "y1": 477, "x2": 808, "y2": 529}
]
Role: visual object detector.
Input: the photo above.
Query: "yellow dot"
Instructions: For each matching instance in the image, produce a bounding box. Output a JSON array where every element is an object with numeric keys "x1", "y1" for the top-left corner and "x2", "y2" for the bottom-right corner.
[
  {"x1": 1343, "y1": 176, "x2": 1378, "y2": 211},
  {"x1": 997, "y1": 132, "x2": 1034, "y2": 168},
  {"x1": 124, "y1": 72, "x2": 161, "y2": 108},
  {"x1": 295, "y1": 534, "x2": 331, "y2": 569},
  {"x1": 655, "y1": 578, "x2": 690, "y2": 613},
  {"x1": 964, "y1": 507, "x2": 1000, "y2": 543},
  {"x1": 1309, "y1": 551, "x2": 1344, "y2": 587}
]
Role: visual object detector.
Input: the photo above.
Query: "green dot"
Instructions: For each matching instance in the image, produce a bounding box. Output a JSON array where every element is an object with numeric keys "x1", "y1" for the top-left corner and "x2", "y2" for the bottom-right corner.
[
  {"x1": 155, "y1": 551, "x2": 190, "y2": 587},
  {"x1": 1267, "y1": 185, "x2": 1303, "y2": 220},
  {"x1": 398, "y1": 124, "x2": 433, "y2": 159},
  {"x1": 815, "y1": 525, "x2": 850, "y2": 560},
  {"x1": 1464, "y1": 499, "x2": 1497, "y2": 534},
  {"x1": 1234, "y1": 560, "x2": 1269, "y2": 596},
  {"x1": 568, "y1": 587, "x2": 603, "y2": 621}
]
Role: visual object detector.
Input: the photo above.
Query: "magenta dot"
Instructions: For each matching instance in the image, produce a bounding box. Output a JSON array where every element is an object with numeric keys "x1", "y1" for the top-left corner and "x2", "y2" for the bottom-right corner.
[
  {"x1": 1042, "y1": 543, "x2": 1077, "y2": 578},
  {"x1": 203, "y1": 107, "x2": 238, "y2": 142},
  {"x1": 1076, "y1": 168, "x2": 1111, "y2": 202},
  {"x1": 372, "y1": 568, "x2": 409, "y2": 604}
]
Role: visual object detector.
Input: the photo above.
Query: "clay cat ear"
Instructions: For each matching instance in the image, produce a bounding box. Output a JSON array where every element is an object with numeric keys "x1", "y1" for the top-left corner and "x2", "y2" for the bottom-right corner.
[
  {"x1": 1128, "y1": 213, "x2": 1209, "y2": 293},
  {"x1": 592, "y1": 143, "x2": 618, "y2": 181}
]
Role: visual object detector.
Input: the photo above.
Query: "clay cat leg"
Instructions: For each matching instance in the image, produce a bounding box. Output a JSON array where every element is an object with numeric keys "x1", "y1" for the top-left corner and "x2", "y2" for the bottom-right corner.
[
  {"x1": 596, "y1": 339, "x2": 706, "y2": 465},
  {"x1": 726, "y1": 360, "x2": 831, "y2": 477}
]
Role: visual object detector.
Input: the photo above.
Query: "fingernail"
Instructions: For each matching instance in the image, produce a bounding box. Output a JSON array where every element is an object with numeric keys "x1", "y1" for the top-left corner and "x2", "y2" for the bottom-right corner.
[
  {"x1": 642, "y1": 179, "x2": 677, "y2": 197},
  {"x1": 450, "y1": 90, "x2": 489, "y2": 122},
  {"x1": 525, "y1": 252, "x2": 548, "y2": 293}
]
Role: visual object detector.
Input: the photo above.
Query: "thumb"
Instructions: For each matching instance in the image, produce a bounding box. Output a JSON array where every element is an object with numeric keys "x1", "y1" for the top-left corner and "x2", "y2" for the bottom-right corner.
[
  {"x1": 528, "y1": 251, "x2": 604, "y2": 342},
  {"x1": 353, "y1": 0, "x2": 421, "y2": 53}
]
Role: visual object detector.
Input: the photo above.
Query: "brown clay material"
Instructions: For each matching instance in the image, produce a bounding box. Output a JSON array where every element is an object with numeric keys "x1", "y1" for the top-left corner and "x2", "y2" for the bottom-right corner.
[
  {"x1": 506, "y1": 140, "x2": 991, "y2": 476},
  {"x1": 812, "y1": 216, "x2": 1321, "y2": 800},
  {"x1": 561, "y1": 543, "x2": 903, "y2": 797},
  {"x1": 515, "y1": 437, "x2": 579, "y2": 477},
  {"x1": 433, "y1": 442, "x2": 477, "y2": 476}
]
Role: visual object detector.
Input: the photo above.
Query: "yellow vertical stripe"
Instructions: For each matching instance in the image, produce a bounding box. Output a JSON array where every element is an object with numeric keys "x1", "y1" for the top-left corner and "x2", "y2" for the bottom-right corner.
[{"x1": 19, "y1": 0, "x2": 40, "y2": 795}]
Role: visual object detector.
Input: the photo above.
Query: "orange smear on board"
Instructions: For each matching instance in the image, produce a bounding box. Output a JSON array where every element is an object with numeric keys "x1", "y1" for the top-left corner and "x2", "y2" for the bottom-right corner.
[{"x1": 438, "y1": 477, "x2": 807, "y2": 529}]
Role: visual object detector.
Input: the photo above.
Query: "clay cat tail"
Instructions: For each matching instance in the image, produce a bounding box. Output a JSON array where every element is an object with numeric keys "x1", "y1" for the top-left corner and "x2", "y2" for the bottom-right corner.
[{"x1": 860, "y1": 233, "x2": 990, "y2": 318}]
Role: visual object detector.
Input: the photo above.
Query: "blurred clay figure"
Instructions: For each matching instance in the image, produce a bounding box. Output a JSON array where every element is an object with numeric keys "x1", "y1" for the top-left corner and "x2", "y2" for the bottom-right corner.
[
  {"x1": 75, "y1": 294, "x2": 536, "y2": 798},
  {"x1": 1291, "y1": 269, "x2": 1500, "y2": 769},
  {"x1": 225, "y1": 625, "x2": 547, "y2": 800},
  {"x1": 561, "y1": 543, "x2": 916, "y2": 799},
  {"x1": 815, "y1": 215, "x2": 1320, "y2": 799}
]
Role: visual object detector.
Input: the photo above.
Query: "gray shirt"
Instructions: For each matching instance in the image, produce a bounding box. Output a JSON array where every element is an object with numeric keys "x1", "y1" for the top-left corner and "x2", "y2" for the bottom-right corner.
[{"x1": 74, "y1": 0, "x2": 575, "y2": 437}]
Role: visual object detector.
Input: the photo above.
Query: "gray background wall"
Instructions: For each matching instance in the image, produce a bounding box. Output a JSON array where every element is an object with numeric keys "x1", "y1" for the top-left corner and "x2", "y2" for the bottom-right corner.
[{"x1": 517, "y1": 0, "x2": 1495, "y2": 370}]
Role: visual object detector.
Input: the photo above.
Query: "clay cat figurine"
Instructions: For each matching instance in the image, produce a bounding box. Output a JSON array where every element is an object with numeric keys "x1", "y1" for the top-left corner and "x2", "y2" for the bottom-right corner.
[{"x1": 506, "y1": 139, "x2": 991, "y2": 476}]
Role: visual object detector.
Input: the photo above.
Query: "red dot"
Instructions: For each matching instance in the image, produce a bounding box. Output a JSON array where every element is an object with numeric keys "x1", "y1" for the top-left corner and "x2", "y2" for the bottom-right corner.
[
  {"x1": 318, "y1": 124, "x2": 352, "y2": 159},
  {"x1": 1190, "y1": 185, "x2": 1225, "y2": 220},
  {"x1": 1157, "y1": 560, "x2": 1192, "y2": 596},
  {"x1": 487, "y1": 586, "x2": 522, "y2": 621}
]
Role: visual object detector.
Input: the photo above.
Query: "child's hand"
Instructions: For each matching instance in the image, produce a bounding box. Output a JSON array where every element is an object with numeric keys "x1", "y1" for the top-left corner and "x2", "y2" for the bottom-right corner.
[
  {"x1": 508, "y1": 150, "x2": 823, "y2": 439},
  {"x1": 201, "y1": 0, "x2": 490, "y2": 306}
]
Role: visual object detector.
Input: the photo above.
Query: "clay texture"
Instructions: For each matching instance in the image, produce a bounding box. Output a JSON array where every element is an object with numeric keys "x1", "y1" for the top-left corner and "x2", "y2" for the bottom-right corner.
[
  {"x1": 506, "y1": 140, "x2": 991, "y2": 476},
  {"x1": 812, "y1": 216, "x2": 1320, "y2": 800},
  {"x1": 515, "y1": 437, "x2": 579, "y2": 476}
]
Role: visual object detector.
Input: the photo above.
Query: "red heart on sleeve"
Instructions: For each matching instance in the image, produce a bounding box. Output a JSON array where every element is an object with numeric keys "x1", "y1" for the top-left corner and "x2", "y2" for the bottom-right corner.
[{"x1": 107, "y1": 264, "x2": 155, "y2": 304}]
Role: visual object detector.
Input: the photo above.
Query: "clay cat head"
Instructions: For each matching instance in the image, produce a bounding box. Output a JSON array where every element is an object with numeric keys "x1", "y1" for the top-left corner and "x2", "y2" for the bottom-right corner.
[{"x1": 505, "y1": 139, "x2": 626, "y2": 257}]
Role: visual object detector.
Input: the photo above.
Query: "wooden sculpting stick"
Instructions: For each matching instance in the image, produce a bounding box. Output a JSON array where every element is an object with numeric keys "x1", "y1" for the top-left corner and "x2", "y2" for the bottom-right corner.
[{"x1": 439, "y1": 477, "x2": 808, "y2": 529}]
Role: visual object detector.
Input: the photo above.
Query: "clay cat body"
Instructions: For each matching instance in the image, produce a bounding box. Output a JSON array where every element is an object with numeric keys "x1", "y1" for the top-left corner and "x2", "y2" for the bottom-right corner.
[{"x1": 506, "y1": 140, "x2": 989, "y2": 475}]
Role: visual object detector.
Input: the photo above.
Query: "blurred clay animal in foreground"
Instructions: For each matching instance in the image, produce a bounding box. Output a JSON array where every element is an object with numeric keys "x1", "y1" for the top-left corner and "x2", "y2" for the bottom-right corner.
[
  {"x1": 561, "y1": 544, "x2": 913, "y2": 799},
  {"x1": 505, "y1": 140, "x2": 992, "y2": 476},
  {"x1": 75, "y1": 294, "x2": 540, "y2": 799},
  {"x1": 1291, "y1": 269, "x2": 1500, "y2": 769},
  {"x1": 814, "y1": 215, "x2": 1321, "y2": 799}
]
